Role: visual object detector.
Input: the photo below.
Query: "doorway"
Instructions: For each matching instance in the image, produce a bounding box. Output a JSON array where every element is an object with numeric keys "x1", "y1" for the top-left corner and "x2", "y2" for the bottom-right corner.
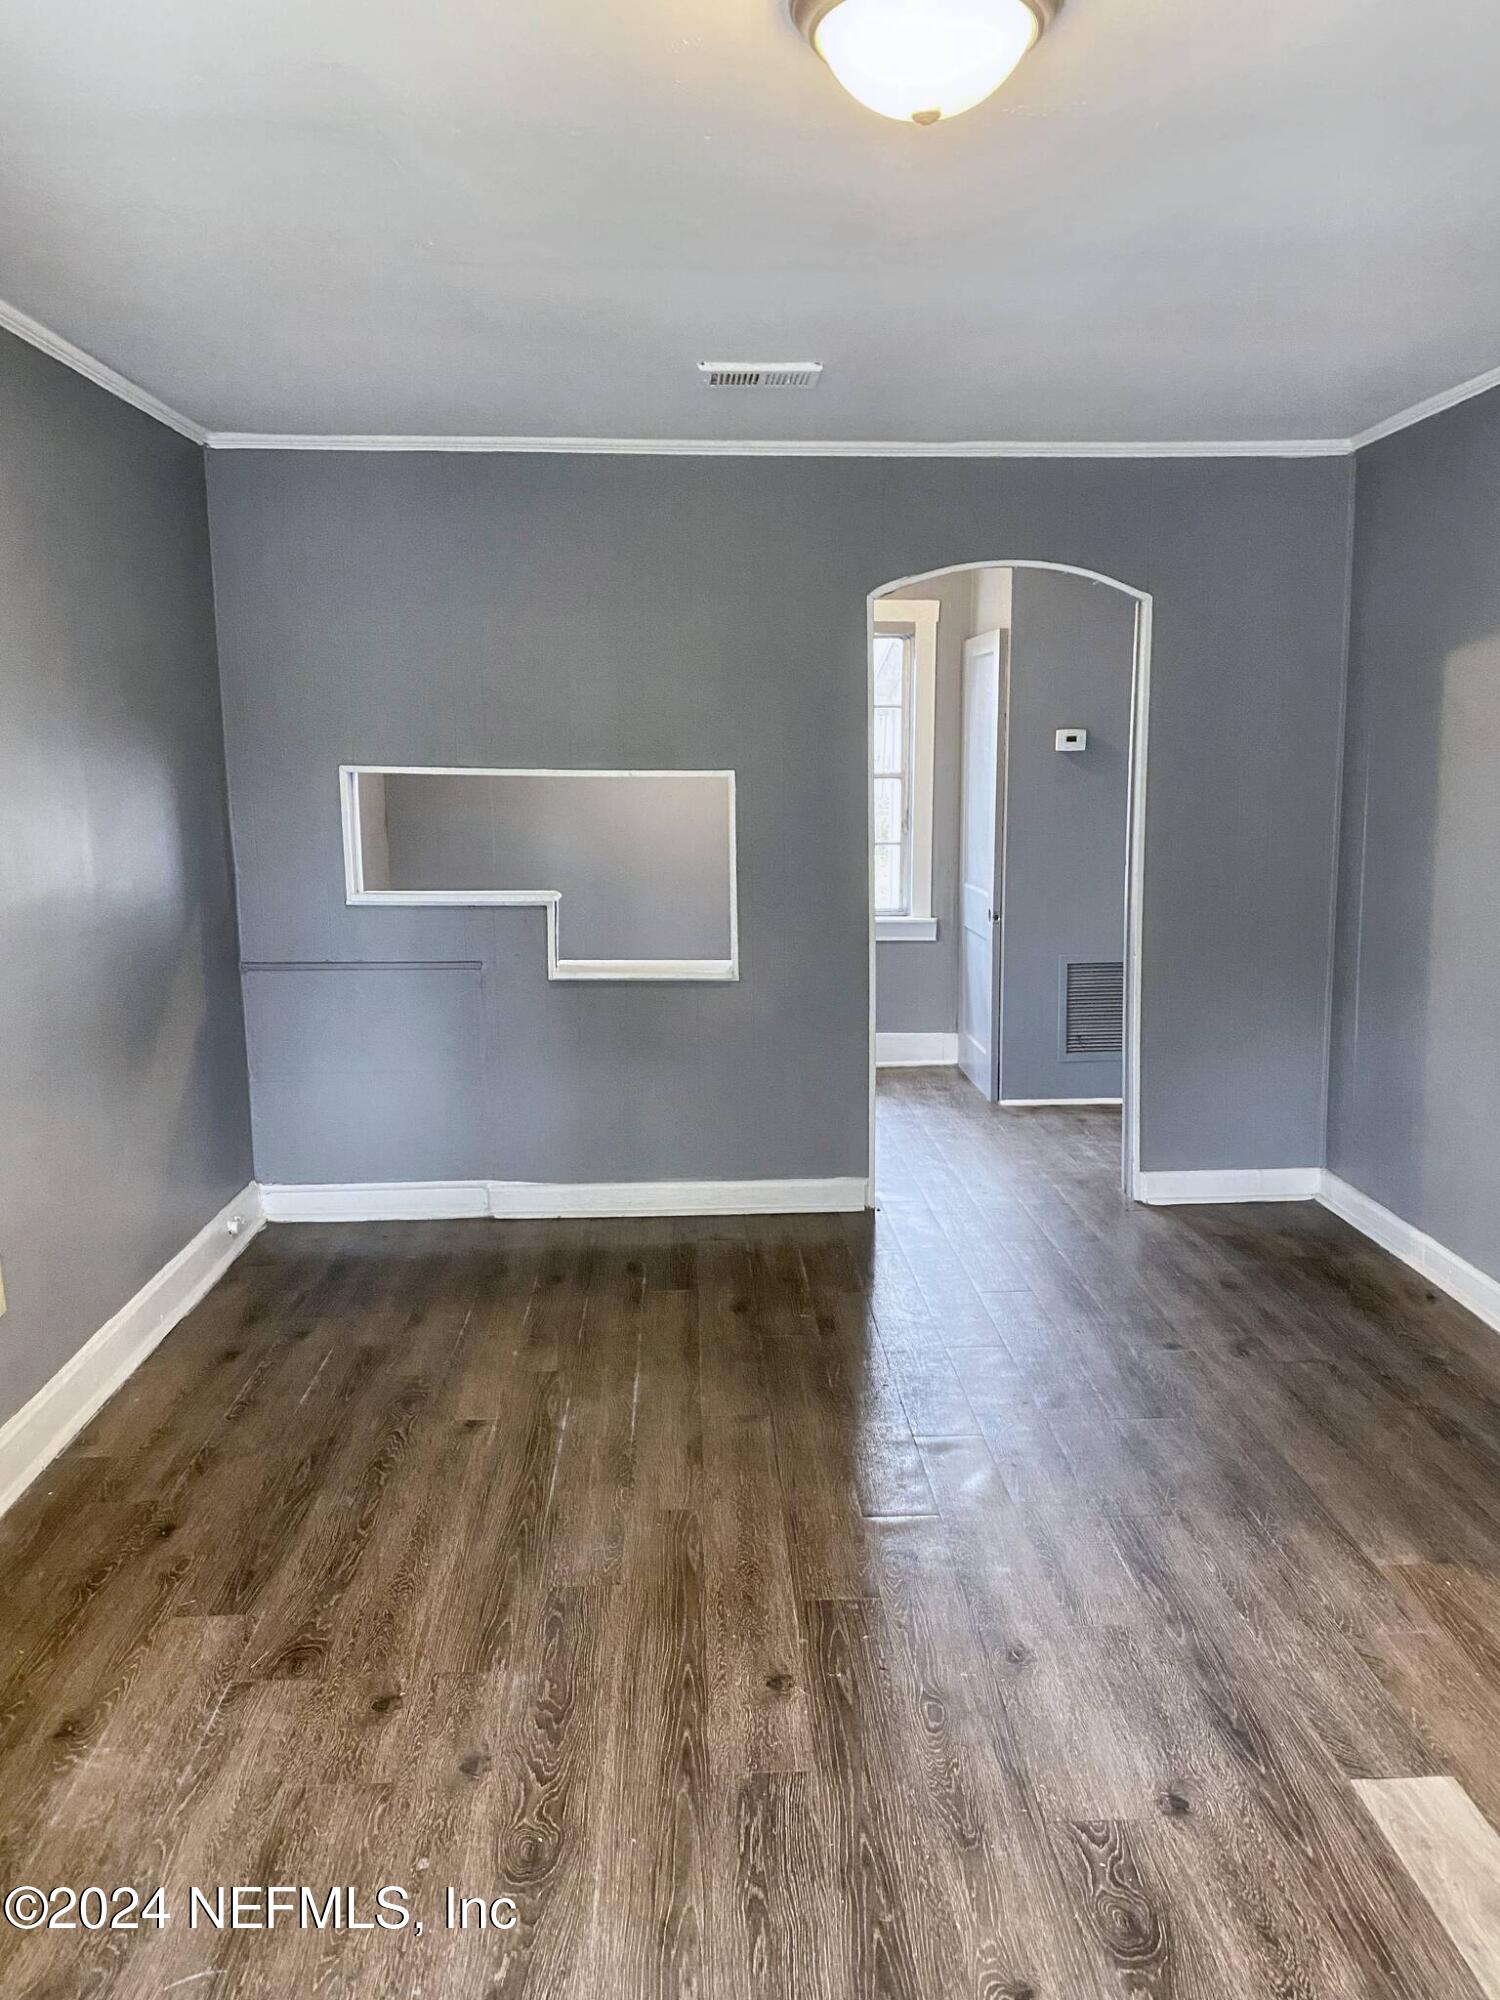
[{"x1": 867, "y1": 561, "x2": 1153, "y2": 1201}]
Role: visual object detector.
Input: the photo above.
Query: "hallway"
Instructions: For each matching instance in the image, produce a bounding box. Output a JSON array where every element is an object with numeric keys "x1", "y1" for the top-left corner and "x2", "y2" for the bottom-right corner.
[{"x1": 3, "y1": 1073, "x2": 1500, "y2": 1995}]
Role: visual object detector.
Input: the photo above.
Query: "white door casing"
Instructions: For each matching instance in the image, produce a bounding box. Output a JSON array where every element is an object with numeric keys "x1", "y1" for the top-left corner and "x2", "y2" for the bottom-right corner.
[{"x1": 959, "y1": 630, "x2": 1006, "y2": 1099}]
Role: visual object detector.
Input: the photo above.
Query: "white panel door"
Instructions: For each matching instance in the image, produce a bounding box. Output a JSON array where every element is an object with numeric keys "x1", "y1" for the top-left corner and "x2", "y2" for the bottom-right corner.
[{"x1": 959, "y1": 632, "x2": 1005, "y2": 1099}]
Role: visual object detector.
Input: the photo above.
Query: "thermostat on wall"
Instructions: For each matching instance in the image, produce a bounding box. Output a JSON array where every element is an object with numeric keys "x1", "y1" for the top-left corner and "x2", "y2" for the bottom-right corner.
[{"x1": 1055, "y1": 728, "x2": 1088, "y2": 753}]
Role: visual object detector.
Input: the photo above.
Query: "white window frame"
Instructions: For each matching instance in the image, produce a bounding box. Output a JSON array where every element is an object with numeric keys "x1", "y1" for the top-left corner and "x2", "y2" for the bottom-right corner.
[{"x1": 872, "y1": 598, "x2": 939, "y2": 942}]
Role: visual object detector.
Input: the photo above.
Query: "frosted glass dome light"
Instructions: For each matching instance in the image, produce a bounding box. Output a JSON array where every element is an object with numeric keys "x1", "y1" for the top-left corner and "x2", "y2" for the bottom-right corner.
[{"x1": 791, "y1": 0, "x2": 1055, "y2": 126}]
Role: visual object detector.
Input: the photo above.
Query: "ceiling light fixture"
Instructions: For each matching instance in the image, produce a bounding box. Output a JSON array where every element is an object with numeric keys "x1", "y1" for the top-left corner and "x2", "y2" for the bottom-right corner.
[{"x1": 790, "y1": 0, "x2": 1058, "y2": 126}]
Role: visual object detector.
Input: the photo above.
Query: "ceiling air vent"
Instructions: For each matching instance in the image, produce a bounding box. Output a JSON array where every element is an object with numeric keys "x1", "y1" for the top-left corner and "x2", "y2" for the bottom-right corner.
[
  {"x1": 697, "y1": 361, "x2": 824, "y2": 390},
  {"x1": 1063, "y1": 959, "x2": 1125, "y2": 1059}
]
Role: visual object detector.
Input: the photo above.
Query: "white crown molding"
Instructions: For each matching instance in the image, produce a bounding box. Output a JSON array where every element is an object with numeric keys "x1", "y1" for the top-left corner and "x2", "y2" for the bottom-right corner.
[
  {"x1": 0, "y1": 294, "x2": 207, "y2": 444},
  {"x1": 1348, "y1": 359, "x2": 1500, "y2": 452},
  {"x1": 6, "y1": 289, "x2": 1497, "y2": 463},
  {"x1": 1319, "y1": 1172, "x2": 1500, "y2": 1337},
  {"x1": 261, "y1": 1177, "x2": 871, "y2": 1220},
  {"x1": 0, "y1": 1184, "x2": 263, "y2": 1519},
  {"x1": 204, "y1": 431, "x2": 1354, "y2": 458},
  {"x1": 203, "y1": 362, "x2": 1500, "y2": 458}
]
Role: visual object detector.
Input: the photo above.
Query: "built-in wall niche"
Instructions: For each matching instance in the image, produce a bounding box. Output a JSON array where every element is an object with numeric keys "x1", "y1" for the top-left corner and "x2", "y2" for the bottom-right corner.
[{"x1": 341, "y1": 765, "x2": 738, "y2": 982}]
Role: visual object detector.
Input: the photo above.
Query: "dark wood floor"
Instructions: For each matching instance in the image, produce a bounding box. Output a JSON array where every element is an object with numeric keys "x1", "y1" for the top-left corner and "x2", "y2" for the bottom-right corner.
[{"x1": 6, "y1": 1072, "x2": 1500, "y2": 1996}]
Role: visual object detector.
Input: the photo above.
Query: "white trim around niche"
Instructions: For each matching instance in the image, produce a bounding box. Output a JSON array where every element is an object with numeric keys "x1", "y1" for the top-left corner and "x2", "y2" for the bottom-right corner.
[{"x1": 339, "y1": 764, "x2": 739, "y2": 983}]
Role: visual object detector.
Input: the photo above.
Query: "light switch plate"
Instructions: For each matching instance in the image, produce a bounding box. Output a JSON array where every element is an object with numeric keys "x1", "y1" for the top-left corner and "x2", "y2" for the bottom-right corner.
[{"x1": 1056, "y1": 728, "x2": 1088, "y2": 753}]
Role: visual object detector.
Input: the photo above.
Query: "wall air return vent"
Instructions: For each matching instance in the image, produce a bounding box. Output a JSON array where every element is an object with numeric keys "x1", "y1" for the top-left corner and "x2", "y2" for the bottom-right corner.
[
  {"x1": 1062, "y1": 959, "x2": 1125, "y2": 1059},
  {"x1": 697, "y1": 362, "x2": 824, "y2": 390}
]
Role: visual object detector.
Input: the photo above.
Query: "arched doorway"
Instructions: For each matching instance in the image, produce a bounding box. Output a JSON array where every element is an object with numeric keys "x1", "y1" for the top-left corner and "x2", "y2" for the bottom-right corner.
[{"x1": 866, "y1": 561, "x2": 1153, "y2": 1200}]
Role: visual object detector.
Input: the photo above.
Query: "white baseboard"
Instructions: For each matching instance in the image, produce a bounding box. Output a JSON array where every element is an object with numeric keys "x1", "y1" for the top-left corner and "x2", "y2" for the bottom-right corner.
[
  {"x1": 260, "y1": 1180, "x2": 490, "y2": 1222},
  {"x1": 1319, "y1": 1173, "x2": 1500, "y2": 1336},
  {"x1": 1135, "y1": 1167, "x2": 1323, "y2": 1206},
  {"x1": 0, "y1": 1184, "x2": 264, "y2": 1520},
  {"x1": 1133, "y1": 1167, "x2": 1500, "y2": 1337},
  {"x1": 261, "y1": 1177, "x2": 872, "y2": 1221},
  {"x1": 1001, "y1": 1097, "x2": 1123, "y2": 1108},
  {"x1": 876, "y1": 1032, "x2": 959, "y2": 1068},
  {"x1": 489, "y1": 1177, "x2": 869, "y2": 1217}
]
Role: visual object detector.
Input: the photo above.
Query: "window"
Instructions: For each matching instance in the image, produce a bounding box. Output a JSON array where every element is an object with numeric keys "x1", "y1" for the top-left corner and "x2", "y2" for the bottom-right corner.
[
  {"x1": 872, "y1": 629, "x2": 915, "y2": 916},
  {"x1": 872, "y1": 598, "x2": 939, "y2": 940}
]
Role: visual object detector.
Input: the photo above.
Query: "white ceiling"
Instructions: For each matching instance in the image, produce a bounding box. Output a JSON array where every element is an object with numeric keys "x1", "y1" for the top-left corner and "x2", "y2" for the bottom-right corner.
[{"x1": 3, "y1": 0, "x2": 1499, "y2": 443}]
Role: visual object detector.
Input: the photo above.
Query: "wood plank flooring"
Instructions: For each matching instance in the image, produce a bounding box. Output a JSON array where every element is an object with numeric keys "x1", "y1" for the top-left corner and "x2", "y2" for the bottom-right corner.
[
  {"x1": 1356, "y1": 1778, "x2": 1500, "y2": 2000},
  {"x1": 5, "y1": 1069, "x2": 1500, "y2": 1994}
]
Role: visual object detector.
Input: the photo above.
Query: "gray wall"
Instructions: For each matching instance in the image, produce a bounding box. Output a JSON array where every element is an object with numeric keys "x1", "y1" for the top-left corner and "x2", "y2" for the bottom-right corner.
[
  {"x1": 0, "y1": 330, "x2": 252, "y2": 1432},
  {"x1": 207, "y1": 450, "x2": 1353, "y2": 1186},
  {"x1": 1329, "y1": 386, "x2": 1500, "y2": 1281},
  {"x1": 1000, "y1": 570, "x2": 1134, "y2": 1101},
  {"x1": 874, "y1": 569, "x2": 972, "y2": 1036}
]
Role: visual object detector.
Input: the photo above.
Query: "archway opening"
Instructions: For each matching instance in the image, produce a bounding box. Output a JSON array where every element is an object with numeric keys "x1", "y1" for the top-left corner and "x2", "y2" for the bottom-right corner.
[{"x1": 864, "y1": 560, "x2": 1153, "y2": 1202}]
